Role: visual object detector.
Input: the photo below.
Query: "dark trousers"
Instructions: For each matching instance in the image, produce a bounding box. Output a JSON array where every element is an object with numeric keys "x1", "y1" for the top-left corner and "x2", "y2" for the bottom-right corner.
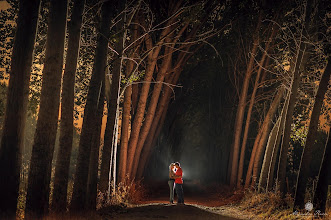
[{"x1": 175, "y1": 183, "x2": 184, "y2": 204}]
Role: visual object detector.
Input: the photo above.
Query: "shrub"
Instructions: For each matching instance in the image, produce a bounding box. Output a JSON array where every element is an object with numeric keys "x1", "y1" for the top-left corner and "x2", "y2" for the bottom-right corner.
[{"x1": 97, "y1": 177, "x2": 146, "y2": 209}]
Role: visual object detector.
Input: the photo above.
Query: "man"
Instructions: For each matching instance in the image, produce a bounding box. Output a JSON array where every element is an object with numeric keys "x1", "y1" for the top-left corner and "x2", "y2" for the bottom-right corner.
[{"x1": 174, "y1": 162, "x2": 184, "y2": 204}]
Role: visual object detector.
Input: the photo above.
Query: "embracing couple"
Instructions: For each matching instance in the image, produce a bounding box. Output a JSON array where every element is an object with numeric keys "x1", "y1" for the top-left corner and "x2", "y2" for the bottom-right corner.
[{"x1": 168, "y1": 162, "x2": 184, "y2": 205}]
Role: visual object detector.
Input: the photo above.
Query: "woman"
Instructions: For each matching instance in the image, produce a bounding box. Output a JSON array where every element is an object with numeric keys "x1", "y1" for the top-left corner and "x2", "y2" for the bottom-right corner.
[{"x1": 168, "y1": 163, "x2": 176, "y2": 204}]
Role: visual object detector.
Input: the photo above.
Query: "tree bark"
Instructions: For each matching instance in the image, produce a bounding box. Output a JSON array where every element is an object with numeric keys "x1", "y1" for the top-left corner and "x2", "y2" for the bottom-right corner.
[
  {"x1": 118, "y1": 59, "x2": 134, "y2": 183},
  {"x1": 136, "y1": 82, "x2": 172, "y2": 179},
  {"x1": 98, "y1": 104, "x2": 112, "y2": 193},
  {"x1": 131, "y1": 45, "x2": 173, "y2": 178},
  {"x1": 70, "y1": 1, "x2": 112, "y2": 211},
  {"x1": 132, "y1": 84, "x2": 139, "y2": 117},
  {"x1": 0, "y1": 0, "x2": 40, "y2": 216},
  {"x1": 98, "y1": 17, "x2": 125, "y2": 194},
  {"x1": 135, "y1": 47, "x2": 191, "y2": 179},
  {"x1": 230, "y1": 35, "x2": 260, "y2": 186},
  {"x1": 293, "y1": 61, "x2": 331, "y2": 210},
  {"x1": 86, "y1": 85, "x2": 104, "y2": 210},
  {"x1": 244, "y1": 126, "x2": 262, "y2": 188},
  {"x1": 51, "y1": 0, "x2": 85, "y2": 212},
  {"x1": 276, "y1": 42, "x2": 306, "y2": 197},
  {"x1": 251, "y1": 88, "x2": 284, "y2": 187},
  {"x1": 126, "y1": 29, "x2": 172, "y2": 178},
  {"x1": 258, "y1": 116, "x2": 281, "y2": 192},
  {"x1": 118, "y1": 15, "x2": 141, "y2": 183},
  {"x1": 259, "y1": 93, "x2": 289, "y2": 192},
  {"x1": 237, "y1": 27, "x2": 275, "y2": 187},
  {"x1": 136, "y1": 62, "x2": 184, "y2": 179},
  {"x1": 244, "y1": 87, "x2": 284, "y2": 188},
  {"x1": 313, "y1": 128, "x2": 331, "y2": 215},
  {"x1": 237, "y1": 67, "x2": 262, "y2": 187},
  {"x1": 25, "y1": 0, "x2": 68, "y2": 217}
]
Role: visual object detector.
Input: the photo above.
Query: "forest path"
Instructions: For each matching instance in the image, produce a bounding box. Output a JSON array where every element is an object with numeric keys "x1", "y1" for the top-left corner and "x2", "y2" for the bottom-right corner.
[
  {"x1": 98, "y1": 185, "x2": 259, "y2": 220},
  {"x1": 99, "y1": 203, "x2": 243, "y2": 220}
]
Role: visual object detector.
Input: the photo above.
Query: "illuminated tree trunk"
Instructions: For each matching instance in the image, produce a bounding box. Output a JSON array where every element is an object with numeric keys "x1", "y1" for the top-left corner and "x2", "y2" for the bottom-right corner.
[
  {"x1": 131, "y1": 46, "x2": 173, "y2": 178},
  {"x1": 313, "y1": 128, "x2": 331, "y2": 215},
  {"x1": 293, "y1": 61, "x2": 331, "y2": 210},
  {"x1": 244, "y1": 126, "x2": 262, "y2": 188},
  {"x1": 237, "y1": 27, "x2": 275, "y2": 187},
  {"x1": 136, "y1": 65, "x2": 182, "y2": 179},
  {"x1": 237, "y1": 72, "x2": 261, "y2": 187},
  {"x1": 259, "y1": 93, "x2": 289, "y2": 192},
  {"x1": 258, "y1": 116, "x2": 281, "y2": 192},
  {"x1": 118, "y1": 59, "x2": 134, "y2": 183},
  {"x1": 237, "y1": 59, "x2": 266, "y2": 186},
  {"x1": 251, "y1": 88, "x2": 284, "y2": 187},
  {"x1": 126, "y1": 31, "x2": 170, "y2": 178},
  {"x1": 132, "y1": 84, "x2": 139, "y2": 117},
  {"x1": 230, "y1": 35, "x2": 259, "y2": 186},
  {"x1": 0, "y1": 0, "x2": 40, "y2": 216},
  {"x1": 52, "y1": 0, "x2": 85, "y2": 212},
  {"x1": 245, "y1": 87, "x2": 284, "y2": 188},
  {"x1": 136, "y1": 81, "x2": 172, "y2": 179},
  {"x1": 118, "y1": 19, "x2": 140, "y2": 183},
  {"x1": 70, "y1": 1, "x2": 112, "y2": 211},
  {"x1": 25, "y1": 0, "x2": 68, "y2": 217},
  {"x1": 98, "y1": 104, "x2": 112, "y2": 193},
  {"x1": 86, "y1": 84, "x2": 104, "y2": 210},
  {"x1": 276, "y1": 43, "x2": 305, "y2": 197},
  {"x1": 99, "y1": 12, "x2": 125, "y2": 194}
]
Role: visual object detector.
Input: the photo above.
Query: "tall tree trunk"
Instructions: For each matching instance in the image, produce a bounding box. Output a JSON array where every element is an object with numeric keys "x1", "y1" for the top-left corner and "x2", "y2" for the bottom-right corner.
[
  {"x1": 135, "y1": 48, "x2": 191, "y2": 179},
  {"x1": 244, "y1": 88, "x2": 284, "y2": 188},
  {"x1": 259, "y1": 93, "x2": 289, "y2": 192},
  {"x1": 118, "y1": 59, "x2": 134, "y2": 183},
  {"x1": 258, "y1": 116, "x2": 281, "y2": 192},
  {"x1": 237, "y1": 27, "x2": 275, "y2": 187},
  {"x1": 98, "y1": 16, "x2": 125, "y2": 194},
  {"x1": 131, "y1": 46, "x2": 173, "y2": 178},
  {"x1": 116, "y1": 13, "x2": 141, "y2": 184},
  {"x1": 266, "y1": 93, "x2": 290, "y2": 190},
  {"x1": 86, "y1": 86, "x2": 105, "y2": 210},
  {"x1": 276, "y1": 0, "x2": 315, "y2": 196},
  {"x1": 130, "y1": 21, "x2": 190, "y2": 178},
  {"x1": 0, "y1": 0, "x2": 40, "y2": 216},
  {"x1": 70, "y1": 1, "x2": 112, "y2": 211},
  {"x1": 251, "y1": 88, "x2": 284, "y2": 187},
  {"x1": 293, "y1": 61, "x2": 331, "y2": 210},
  {"x1": 237, "y1": 70, "x2": 261, "y2": 187},
  {"x1": 132, "y1": 84, "x2": 139, "y2": 116},
  {"x1": 230, "y1": 35, "x2": 260, "y2": 186},
  {"x1": 98, "y1": 104, "x2": 112, "y2": 193},
  {"x1": 137, "y1": 87, "x2": 171, "y2": 179},
  {"x1": 276, "y1": 43, "x2": 306, "y2": 197},
  {"x1": 244, "y1": 120, "x2": 264, "y2": 187},
  {"x1": 51, "y1": 0, "x2": 85, "y2": 212},
  {"x1": 136, "y1": 64, "x2": 183, "y2": 179},
  {"x1": 313, "y1": 128, "x2": 331, "y2": 215},
  {"x1": 126, "y1": 31, "x2": 171, "y2": 178},
  {"x1": 25, "y1": 0, "x2": 68, "y2": 217}
]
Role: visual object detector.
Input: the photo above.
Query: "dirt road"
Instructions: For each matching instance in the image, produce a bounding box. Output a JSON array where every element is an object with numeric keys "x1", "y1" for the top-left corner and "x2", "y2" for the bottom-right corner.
[{"x1": 99, "y1": 203, "x2": 244, "y2": 220}]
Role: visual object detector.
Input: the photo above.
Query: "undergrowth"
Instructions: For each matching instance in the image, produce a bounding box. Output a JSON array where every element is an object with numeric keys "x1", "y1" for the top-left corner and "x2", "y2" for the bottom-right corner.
[
  {"x1": 240, "y1": 189, "x2": 330, "y2": 219},
  {"x1": 97, "y1": 177, "x2": 146, "y2": 209}
]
